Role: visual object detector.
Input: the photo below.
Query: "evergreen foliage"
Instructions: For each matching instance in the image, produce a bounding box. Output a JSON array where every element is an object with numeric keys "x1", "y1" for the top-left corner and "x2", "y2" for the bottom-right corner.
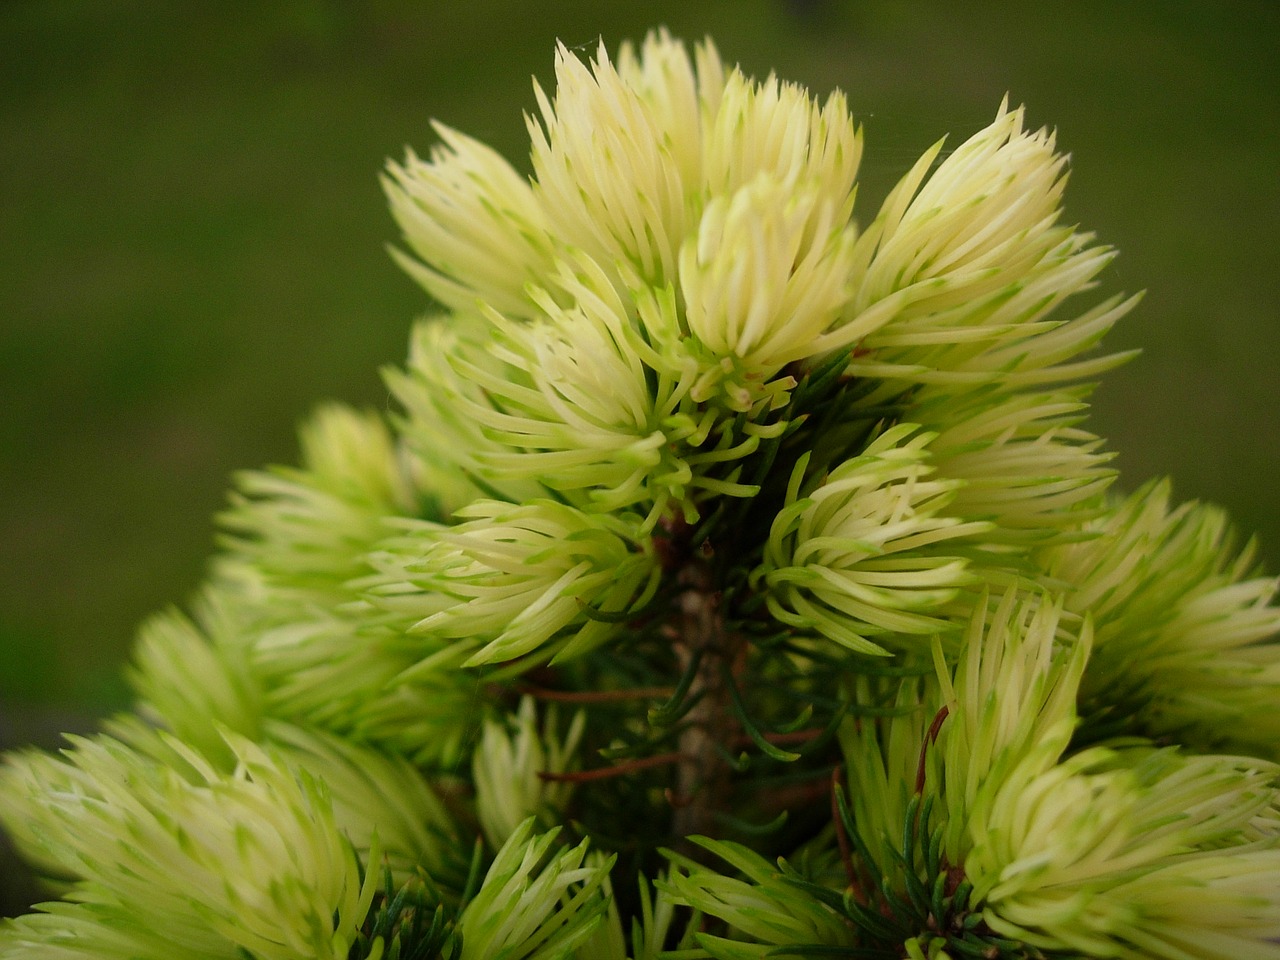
[{"x1": 4, "y1": 31, "x2": 1279, "y2": 959}]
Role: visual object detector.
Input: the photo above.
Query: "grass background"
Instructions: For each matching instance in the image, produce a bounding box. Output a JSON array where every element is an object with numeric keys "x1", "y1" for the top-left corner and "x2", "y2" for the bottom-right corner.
[{"x1": 1, "y1": 1, "x2": 1277, "y2": 733}]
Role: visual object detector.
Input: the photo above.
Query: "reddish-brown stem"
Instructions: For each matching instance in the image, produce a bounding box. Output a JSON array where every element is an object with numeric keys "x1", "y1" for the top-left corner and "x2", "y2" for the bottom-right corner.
[
  {"x1": 915, "y1": 705, "x2": 950, "y2": 796},
  {"x1": 535, "y1": 730, "x2": 823, "y2": 789},
  {"x1": 518, "y1": 684, "x2": 676, "y2": 704},
  {"x1": 733, "y1": 727, "x2": 825, "y2": 750},
  {"x1": 537, "y1": 751, "x2": 689, "y2": 783}
]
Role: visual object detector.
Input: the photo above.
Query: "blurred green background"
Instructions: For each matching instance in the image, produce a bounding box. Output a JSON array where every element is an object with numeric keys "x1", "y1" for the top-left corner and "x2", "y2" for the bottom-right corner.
[{"x1": 1, "y1": 0, "x2": 1277, "y2": 740}]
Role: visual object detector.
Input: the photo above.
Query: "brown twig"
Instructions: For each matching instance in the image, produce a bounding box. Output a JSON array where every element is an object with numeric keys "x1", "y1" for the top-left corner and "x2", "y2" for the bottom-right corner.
[
  {"x1": 732, "y1": 727, "x2": 826, "y2": 750},
  {"x1": 536, "y1": 751, "x2": 688, "y2": 783},
  {"x1": 670, "y1": 559, "x2": 744, "y2": 843},
  {"x1": 518, "y1": 684, "x2": 676, "y2": 704},
  {"x1": 537, "y1": 728, "x2": 826, "y2": 783}
]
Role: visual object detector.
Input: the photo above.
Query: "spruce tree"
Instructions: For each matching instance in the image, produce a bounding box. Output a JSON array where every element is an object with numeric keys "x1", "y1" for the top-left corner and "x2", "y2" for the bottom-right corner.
[{"x1": 4, "y1": 31, "x2": 1280, "y2": 960}]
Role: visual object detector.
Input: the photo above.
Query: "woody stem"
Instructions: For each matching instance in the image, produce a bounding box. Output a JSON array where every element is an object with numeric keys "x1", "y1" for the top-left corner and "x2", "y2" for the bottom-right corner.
[{"x1": 670, "y1": 558, "x2": 743, "y2": 842}]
